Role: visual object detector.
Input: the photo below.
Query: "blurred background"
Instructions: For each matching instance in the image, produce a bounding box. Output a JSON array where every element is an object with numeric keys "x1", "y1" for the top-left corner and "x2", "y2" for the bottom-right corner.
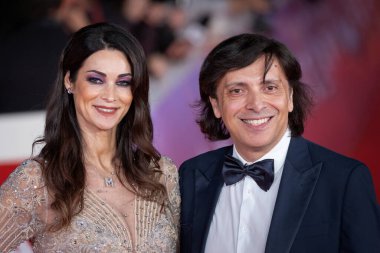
[
  {"x1": 0, "y1": 0, "x2": 379, "y2": 199},
  {"x1": 1, "y1": 0, "x2": 379, "y2": 250}
]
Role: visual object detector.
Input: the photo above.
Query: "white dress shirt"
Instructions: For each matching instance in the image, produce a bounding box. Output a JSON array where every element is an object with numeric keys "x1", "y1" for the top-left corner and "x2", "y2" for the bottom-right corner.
[{"x1": 205, "y1": 129, "x2": 291, "y2": 253}]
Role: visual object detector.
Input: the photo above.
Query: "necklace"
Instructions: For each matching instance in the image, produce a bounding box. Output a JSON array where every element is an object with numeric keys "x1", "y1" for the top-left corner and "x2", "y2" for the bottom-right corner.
[{"x1": 104, "y1": 171, "x2": 116, "y2": 187}]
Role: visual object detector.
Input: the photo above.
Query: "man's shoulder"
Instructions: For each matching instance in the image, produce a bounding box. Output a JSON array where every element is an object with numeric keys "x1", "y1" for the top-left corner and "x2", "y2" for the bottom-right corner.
[
  {"x1": 179, "y1": 145, "x2": 232, "y2": 171},
  {"x1": 297, "y1": 137, "x2": 364, "y2": 167}
]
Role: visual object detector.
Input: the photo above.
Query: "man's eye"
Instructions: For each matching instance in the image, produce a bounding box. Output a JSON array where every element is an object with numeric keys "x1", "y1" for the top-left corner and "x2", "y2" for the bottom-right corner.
[
  {"x1": 265, "y1": 85, "x2": 278, "y2": 92},
  {"x1": 230, "y1": 89, "x2": 242, "y2": 94}
]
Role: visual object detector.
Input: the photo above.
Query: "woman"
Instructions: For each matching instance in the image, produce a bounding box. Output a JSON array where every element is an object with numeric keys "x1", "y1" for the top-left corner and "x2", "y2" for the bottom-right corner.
[{"x1": 0, "y1": 23, "x2": 180, "y2": 252}]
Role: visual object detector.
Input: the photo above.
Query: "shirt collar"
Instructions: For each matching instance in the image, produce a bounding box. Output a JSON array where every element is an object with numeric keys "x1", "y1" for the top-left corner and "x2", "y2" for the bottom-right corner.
[{"x1": 233, "y1": 128, "x2": 291, "y2": 174}]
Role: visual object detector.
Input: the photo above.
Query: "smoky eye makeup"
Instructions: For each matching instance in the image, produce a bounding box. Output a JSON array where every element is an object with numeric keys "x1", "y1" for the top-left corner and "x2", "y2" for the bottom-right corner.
[
  {"x1": 86, "y1": 72, "x2": 105, "y2": 84},
  {"x1": 116, "y1": 74, "x2": 132, "y2": 86}
]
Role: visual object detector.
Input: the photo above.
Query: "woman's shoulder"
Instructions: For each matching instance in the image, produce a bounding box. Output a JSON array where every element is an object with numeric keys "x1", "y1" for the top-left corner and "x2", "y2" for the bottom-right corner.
[
  {"x1": 14, "y1": 158, "x2": 43, "y2": 178},
  {"x1": 0, "y1": 158, "x2": 47, "y2": 215},
  {"x1": 158, "y1": 156, "x2": 180, "y2": 216},
  {"x1": 1, "y1": 158, "x2": 44, "y2": 190},
  {"x1": 158, "y1": 156, "x2": 178, "y2": 178}
]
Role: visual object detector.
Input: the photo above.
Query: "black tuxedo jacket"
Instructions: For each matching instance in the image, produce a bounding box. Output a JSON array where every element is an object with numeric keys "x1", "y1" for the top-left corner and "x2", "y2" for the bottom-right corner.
[{"x1": 179, "y1": 137, "x2": 380, "y2": 253}]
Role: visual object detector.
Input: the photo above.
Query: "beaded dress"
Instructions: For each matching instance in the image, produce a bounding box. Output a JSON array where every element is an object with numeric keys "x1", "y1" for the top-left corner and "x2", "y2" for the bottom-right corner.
[{"x1": 0, "y1": 157, "x2": 180, "y2": 253}]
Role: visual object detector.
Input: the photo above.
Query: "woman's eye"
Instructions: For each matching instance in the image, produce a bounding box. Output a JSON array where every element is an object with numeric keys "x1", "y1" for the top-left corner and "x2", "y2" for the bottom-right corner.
[
  {"x1": 116, "y1": 80, "x2": 131, "y2": 87},
  {"x1": 87, "y1": 77, "x2": 103, "y2": 84}
]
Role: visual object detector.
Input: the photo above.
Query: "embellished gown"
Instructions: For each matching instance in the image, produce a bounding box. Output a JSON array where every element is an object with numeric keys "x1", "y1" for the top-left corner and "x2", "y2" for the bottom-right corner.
[{"x1": 0, "y1": 157, "x2": 180, "y2": 252}]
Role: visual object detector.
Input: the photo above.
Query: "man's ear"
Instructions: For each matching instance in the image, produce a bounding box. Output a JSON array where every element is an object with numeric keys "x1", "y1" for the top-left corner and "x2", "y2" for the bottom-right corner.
[
  {"x1": 209, "y1": 96, "x2": 222, "y2": 118},
  {"x1": 288, "y1": 87, "x2": 294, "y2": 112}
]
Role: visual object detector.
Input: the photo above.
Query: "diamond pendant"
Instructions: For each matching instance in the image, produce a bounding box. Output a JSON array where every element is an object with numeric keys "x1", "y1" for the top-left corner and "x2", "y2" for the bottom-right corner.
[{"x1": 104, "y1": 177, "x2": 115, "y2": 187}]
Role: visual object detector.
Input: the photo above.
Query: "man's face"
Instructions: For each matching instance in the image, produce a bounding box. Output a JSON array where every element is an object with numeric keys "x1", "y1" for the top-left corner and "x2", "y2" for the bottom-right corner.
[{"x1": 210, "y1": 56, "x2": 293, "y2": 161}]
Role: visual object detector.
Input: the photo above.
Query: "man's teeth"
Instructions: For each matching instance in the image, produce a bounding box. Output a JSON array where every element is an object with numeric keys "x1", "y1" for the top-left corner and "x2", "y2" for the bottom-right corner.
[{"x1": 243, "y1": 117, "x2": 269, "y2": 126}]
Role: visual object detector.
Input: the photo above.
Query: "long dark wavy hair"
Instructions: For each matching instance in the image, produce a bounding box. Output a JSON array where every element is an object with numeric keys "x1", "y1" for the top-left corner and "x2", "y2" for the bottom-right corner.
[
  {"x1": 33, "y1": 22, "x2": 166, "y2": 231},
  {"x1": 197, "y1": 33, "x2": 313, "y2": 140}
]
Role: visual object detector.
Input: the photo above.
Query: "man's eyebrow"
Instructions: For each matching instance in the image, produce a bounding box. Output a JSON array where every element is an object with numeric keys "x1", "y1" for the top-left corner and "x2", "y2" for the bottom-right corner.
[
  {"x1": 223, "y1": 81, "x2": 247, "y2": 87},
  {"x1": 262, "y1": 78, "x2": 282, "y2": 83}
]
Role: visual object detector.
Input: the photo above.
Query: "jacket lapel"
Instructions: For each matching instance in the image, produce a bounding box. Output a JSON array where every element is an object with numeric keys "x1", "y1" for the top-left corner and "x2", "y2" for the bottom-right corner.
[
  {"x1": 193, "y1": 146, "x2": 231, "y2": 253},
  {"x1": 265, "y1": 137, "x2": 322, "y2": 253}
]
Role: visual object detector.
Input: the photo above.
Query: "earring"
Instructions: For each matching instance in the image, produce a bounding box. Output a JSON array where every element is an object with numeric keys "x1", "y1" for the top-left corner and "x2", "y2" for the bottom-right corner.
[{"x1": 67, "y1": 88, "x2": 72, "y2": 94}]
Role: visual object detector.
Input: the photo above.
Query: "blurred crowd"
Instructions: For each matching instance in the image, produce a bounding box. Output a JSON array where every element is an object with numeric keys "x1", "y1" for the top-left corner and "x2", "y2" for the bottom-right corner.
[{"x1": 0, "y1": 0, "x2": 273, "y2": 113}]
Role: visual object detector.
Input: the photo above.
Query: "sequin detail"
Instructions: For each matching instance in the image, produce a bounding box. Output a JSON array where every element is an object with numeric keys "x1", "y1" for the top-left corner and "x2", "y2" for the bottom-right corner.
[{"x1": 0, "y1": 157, "x2": 180, "y2": 252}]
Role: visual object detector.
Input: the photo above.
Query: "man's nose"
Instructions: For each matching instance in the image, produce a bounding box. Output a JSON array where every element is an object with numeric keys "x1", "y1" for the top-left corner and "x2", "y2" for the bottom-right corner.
[{"x1": 245, "y1": 90, "x2": 265, "y2": 112}]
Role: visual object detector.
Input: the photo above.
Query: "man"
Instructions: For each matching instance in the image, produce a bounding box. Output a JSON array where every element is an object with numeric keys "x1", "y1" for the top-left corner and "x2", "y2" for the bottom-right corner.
[{"x1": 179, "y1": 33, "x2": 380, "y2": 253}]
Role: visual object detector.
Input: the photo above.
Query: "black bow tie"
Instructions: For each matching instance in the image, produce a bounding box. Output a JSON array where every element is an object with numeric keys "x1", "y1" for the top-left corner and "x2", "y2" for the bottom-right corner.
[{"x1": 222, "y1": 154, "x2": 274, "y2": 191}]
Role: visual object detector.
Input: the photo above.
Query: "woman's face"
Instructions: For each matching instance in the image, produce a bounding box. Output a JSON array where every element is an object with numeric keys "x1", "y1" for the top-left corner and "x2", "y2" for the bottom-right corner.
[{"x1": 65, "y1": 49, "x2": 133, "y2": 135}]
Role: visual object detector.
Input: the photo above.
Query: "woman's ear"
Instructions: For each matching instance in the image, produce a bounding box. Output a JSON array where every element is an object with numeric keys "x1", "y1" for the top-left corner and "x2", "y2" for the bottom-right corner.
[{"x1": 64, "y1": 72, "x2": 73, "y2": 94}]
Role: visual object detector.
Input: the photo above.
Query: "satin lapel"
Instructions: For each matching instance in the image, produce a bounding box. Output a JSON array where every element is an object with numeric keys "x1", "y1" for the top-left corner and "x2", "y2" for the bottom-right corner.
[
  {"x1": 265, "y1": 137, "x2": 322, "y2": 253},
  {"x1": 193, "y1": 148, "x2": 231, "y2": 253}
]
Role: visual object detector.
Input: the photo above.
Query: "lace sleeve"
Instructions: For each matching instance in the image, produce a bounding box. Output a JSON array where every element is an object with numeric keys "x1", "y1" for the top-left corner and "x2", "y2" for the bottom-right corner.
[
  {"x1": 0, "y1": 159, "x2": 47, "y2": 252},
  {"x1": 159, "y1": 157, "x2": 180, "y2": 230}
]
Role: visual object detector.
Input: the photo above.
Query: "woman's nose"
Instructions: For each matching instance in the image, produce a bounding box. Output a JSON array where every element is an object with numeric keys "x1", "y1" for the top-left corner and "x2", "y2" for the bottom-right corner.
[{"x1": 101, "y1": 84, "x2": 116, "y2": 102}]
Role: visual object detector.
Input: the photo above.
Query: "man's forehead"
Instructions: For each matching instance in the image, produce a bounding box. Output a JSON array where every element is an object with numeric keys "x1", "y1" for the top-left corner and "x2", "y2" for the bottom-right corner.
[{"x1": 218, "y1": 57, "x2": 287, "y2": 85}]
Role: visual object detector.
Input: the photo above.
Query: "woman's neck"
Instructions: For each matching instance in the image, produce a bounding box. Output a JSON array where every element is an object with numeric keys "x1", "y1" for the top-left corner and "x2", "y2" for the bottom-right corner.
[{"x1": 82, "y1": 130, "x2": 117, "y2": 171}]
